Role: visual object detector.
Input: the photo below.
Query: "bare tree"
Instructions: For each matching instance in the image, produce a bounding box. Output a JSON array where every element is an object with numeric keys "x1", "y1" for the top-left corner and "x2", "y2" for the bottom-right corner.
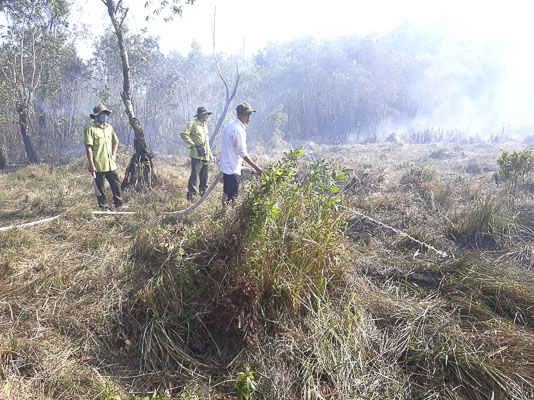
[
  {"x1": 100, "y1": 0, "x2": 195, "y2": 189},
  {"x1": 209, "y1": 7, "x2": 240, "y2": 148},
  {"x1": 1, "y1": 0, "x2": 62, "y2": 163},
  {"x1": 100, "y1": 0, "x2": 153, "y2": 189}
]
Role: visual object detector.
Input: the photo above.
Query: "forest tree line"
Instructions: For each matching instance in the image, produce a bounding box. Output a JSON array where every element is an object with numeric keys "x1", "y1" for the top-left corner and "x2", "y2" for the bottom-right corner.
[{"x1": 0, "y1": 0, "x2": 510, "y2": 167}]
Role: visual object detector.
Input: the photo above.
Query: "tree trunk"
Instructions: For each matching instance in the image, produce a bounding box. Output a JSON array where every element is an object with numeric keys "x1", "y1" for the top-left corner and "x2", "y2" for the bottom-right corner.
[
  {"x1": 17, "y1": 102, "x2": 38, "y2": 164},
  {"x1": 209, "y1": 82, "x2": 238, "y2": 148},
  {"x1": 208, "y1": 64, "x2": 240, "y2": 146},
  {"x1": 0, "y1": 147, "x2": 7, "y2": 169},
  {"x1": 103, "y1": 0, "x2": 156, "y2": 190}
]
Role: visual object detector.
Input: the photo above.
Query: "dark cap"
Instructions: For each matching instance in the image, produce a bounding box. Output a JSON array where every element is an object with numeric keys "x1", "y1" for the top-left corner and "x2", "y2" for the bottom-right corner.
[
  {"x1": 90, "y1": 104, "x2": 112, "y2": 119},
  {"x1": 194, "y1": 106, "x2": 212, "y2": 118},
  {"x1": 236, "y1": 102, "x2": 256, "y2": 115}
]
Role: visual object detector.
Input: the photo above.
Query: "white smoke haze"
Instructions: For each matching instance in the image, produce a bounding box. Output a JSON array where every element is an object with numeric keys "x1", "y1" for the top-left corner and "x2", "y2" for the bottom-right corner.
[{"x1": 373, "y1": 20, "x2": 534, "y2": 141}]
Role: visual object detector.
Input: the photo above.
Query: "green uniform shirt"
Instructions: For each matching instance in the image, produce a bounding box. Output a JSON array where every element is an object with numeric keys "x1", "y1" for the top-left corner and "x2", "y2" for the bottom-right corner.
[
  {"x1": 180, "y1": 119, "x2": 212, "y2": 160},
  {"x1": 84, "y1": 121, "x2": 119, "y2": 172}
]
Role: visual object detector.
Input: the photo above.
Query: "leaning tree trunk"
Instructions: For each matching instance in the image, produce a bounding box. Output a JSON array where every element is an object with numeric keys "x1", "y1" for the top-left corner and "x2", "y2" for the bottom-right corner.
[
  {"x1": 209, "y1": 67, "x2": 239, "y2": 148},
  {"x1": 104, "y1": 0, "x2": 157, "y2": 190},
  {"x1": 17, "y1": 102, "x2": 38, "y2": 164}
]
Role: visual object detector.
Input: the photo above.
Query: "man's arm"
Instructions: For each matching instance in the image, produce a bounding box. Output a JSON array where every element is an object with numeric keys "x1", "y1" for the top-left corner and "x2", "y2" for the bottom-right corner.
[
  {"x1": 180, "y1": 122, "x2": 196, "y2": 147},
  {"x1": 111, "y1": 128, "x2": 119, "y2": 158},
  {"x1": 85, "y1": 145, "x2": 97, "y2": 173},
  {"x1": 243, "y1": 155, "x2": 264, "y2": 176},
  {"x1": 235, "y1": 128, "x2": 262, "y2": 175}
]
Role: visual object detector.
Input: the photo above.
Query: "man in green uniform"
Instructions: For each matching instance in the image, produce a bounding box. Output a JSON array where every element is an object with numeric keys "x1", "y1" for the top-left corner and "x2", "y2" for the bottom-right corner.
[
  {"x1": 180, "y1": 106, "x2": 213, "y2": 201},
  {"x1": 84, "y1": 104, "x2": 123, "y2": 209}
]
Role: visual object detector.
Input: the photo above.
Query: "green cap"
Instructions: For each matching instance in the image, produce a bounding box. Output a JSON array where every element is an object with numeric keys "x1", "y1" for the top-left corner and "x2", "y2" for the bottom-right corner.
[
  {"x1": 90, "y1": 104, "x2": 112, "y2": 119},
  {"x1": 236, "y1": 102, "x2": 256, "y2": 115}
]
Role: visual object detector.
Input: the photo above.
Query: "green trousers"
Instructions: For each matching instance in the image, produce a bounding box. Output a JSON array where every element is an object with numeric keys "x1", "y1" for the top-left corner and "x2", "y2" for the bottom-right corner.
[
  {"x1": 187, "y1": 158, "x2": 209, "y2": 197},
  {"x1": 95, "y1": 170, "x2": 122, "y2": 208}
]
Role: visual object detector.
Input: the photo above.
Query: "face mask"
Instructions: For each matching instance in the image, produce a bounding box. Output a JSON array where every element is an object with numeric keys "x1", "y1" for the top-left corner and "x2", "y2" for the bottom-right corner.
[{"x1": 96, "y1": 113, "x2": 108, "y2": 123}]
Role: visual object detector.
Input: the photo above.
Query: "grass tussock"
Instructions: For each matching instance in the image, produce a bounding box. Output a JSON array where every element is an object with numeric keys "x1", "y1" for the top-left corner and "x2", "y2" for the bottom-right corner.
[
  {"x1": 446, "y1": 195, "x2": 516, "y2": 249},
  {"x1": 440, "y1": 257, "x2": 534, "y2": 328}
]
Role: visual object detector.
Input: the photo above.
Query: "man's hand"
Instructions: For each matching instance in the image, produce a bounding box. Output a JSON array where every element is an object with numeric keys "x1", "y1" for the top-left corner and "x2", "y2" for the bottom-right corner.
[
  {"x1": 243, "y1": 155, "x2": 264, "y2": 177},
  {"x1": 88, "y1": 164, "x2": 97, "y2": 173}
]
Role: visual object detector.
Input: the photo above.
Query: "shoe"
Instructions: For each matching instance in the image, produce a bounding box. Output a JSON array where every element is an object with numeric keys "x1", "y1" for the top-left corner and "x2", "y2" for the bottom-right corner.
[{"x1": 186, "y1": 193, "x2": 195, "y2": 202}]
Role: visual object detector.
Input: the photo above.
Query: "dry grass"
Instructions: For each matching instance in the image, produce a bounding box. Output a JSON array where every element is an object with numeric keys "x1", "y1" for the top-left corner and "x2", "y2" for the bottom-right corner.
[{"x1": 1, "y1": 141, "x2": 534, "y2": 399}]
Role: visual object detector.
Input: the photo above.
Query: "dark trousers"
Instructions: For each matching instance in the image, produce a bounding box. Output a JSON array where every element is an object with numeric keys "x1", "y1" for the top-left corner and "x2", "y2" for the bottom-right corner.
[
  {"x1": 95, "y1": 170, "x2": 122, "y2": 207},
  {"x1": 187, "y1": 158, "x2": 209, "y2": 197},
  {"x1": 223, "y1": 173, "x2": 240, "y2": 201}
]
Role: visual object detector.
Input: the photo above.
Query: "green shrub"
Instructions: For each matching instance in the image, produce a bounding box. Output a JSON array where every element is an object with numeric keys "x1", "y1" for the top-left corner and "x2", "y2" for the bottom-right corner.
[
  {"x1": 496, "y1": 148, "x2": 534, "y2": 192},
  {"x1": 242, "y1": 148, "x2": 349, "y2": 313},
  {"x1": 235, "y1": 368, "x2": 259, "y2": 400},
  {"x1": 130, "y1": 148, "x2": 350, "y2": 374}
]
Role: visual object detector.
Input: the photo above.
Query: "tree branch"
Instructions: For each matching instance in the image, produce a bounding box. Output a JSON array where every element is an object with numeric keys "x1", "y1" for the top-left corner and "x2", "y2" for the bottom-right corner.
[
  {"x1": 116, "y1": 0, "x2": 123, "y2": 15},
  {"x1": 211, "y1": 6, "x2": 229, "y2": 99},
  {"x1": 119, "y1": 8, "x2": 128, "y2": 27}
]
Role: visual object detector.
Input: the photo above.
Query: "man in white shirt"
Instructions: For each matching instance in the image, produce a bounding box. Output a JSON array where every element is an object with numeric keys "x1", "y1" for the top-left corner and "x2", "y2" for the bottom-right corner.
[{"x1": 219, "y1": 102, "x2": 264, "y2": 205}]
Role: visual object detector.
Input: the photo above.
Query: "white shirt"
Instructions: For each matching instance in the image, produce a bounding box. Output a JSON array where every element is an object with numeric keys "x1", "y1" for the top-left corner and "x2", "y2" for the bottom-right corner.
[{"x1": 219, "y1": 119, "x2": 248, "y2": 175}]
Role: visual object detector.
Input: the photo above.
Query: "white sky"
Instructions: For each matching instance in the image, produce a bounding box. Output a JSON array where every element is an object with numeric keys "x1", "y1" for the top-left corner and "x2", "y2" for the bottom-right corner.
[{"x1": 72, "y1": 0, "x2": 534, "y2": 59}]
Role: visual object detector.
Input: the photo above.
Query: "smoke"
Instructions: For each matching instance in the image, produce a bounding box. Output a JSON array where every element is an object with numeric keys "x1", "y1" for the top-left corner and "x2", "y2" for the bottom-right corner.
[{"x1": 381, "y1": 20, "x2": 534, "y2": 140}]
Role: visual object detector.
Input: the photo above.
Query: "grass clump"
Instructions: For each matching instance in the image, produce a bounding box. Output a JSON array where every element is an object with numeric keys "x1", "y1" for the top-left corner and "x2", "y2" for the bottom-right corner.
[
  {"x1": 446, "y1": 195, "x2": 515, "y2": 248},
  {"x1": 440, "y1": 257, "x2": 534, "y2": 328},
  {"x1": 400, "y1": 165, "x2": 437, "y2": 189}
]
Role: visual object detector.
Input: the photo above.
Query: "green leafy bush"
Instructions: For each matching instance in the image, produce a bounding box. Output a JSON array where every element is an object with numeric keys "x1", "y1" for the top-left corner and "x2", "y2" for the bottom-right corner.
[
  {"x1": 129, "y1": 147, "x2": 349, "y2": 375},
  {"x1": 497, "y1": 148, "x2": 534, "y2": 192},
  {"x1": 242, "y1": 148, "x2": 349, "y2": 313}
]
